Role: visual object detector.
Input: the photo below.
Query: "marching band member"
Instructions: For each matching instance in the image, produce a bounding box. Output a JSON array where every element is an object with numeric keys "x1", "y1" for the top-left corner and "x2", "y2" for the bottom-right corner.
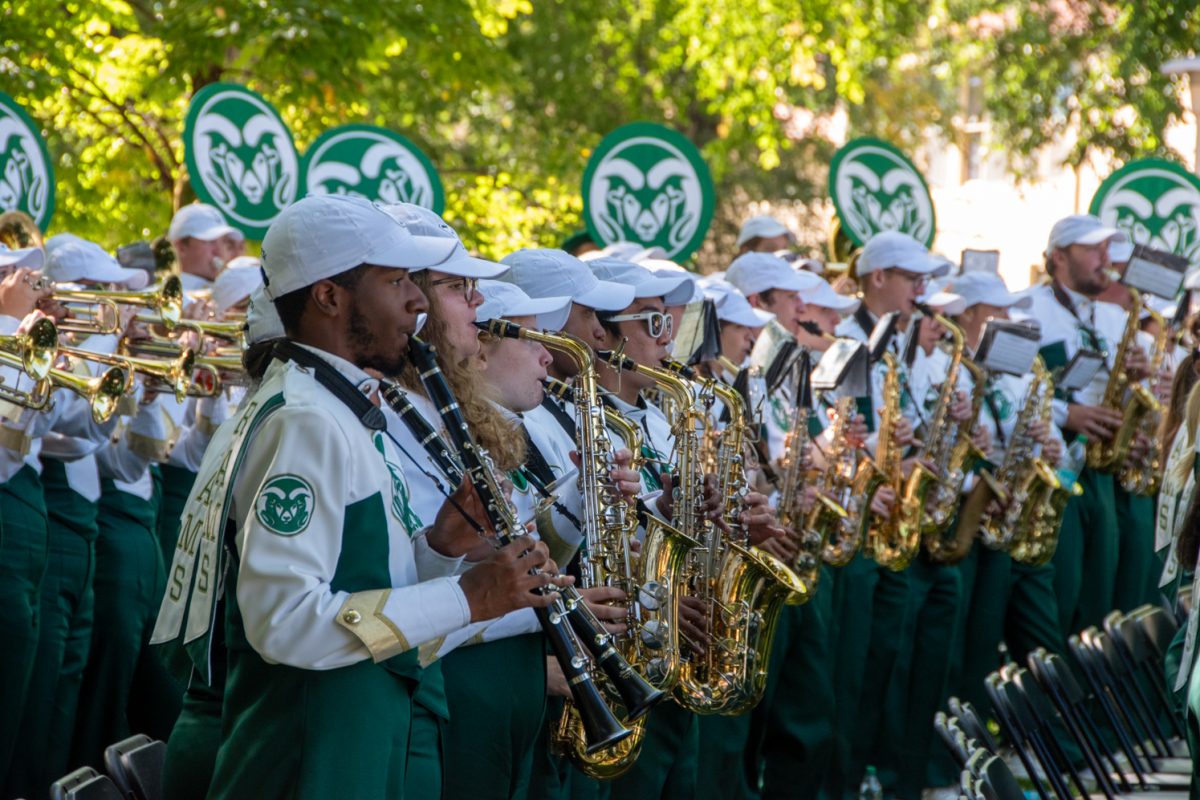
[
  {"x1": 1011, "y1": 214, "x2": 1146, "y2": 637},
  {"x1": 152, "y1": 195, "x2": 569, "y2": 797},
  {"x1": 166, "y1": 203, "x2": 237, "y2": 294},
  {"x1": 828, "y1": 231, "x2": 949, "y2": 800}
]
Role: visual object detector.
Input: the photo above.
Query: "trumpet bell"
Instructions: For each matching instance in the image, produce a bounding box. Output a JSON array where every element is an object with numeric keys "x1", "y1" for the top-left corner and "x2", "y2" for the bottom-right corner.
[{"x1": 45, "y1": 365, "x2": 128, "y2": 423}]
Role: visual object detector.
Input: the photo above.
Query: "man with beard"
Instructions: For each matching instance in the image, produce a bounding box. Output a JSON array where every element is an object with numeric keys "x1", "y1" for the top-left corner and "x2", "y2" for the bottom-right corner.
[
  {"x1": 1013, "y1": 214, "x2": 1149, "y2": 637},
  {"x1": 152, "y1": 195, "x2": 570, "y2": 798}
]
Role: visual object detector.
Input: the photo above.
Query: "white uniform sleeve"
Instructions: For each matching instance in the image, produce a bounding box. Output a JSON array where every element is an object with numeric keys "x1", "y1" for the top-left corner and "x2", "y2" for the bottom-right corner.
[{"x1": 233, "y1": 405, "x2": 470, "y2": 670}]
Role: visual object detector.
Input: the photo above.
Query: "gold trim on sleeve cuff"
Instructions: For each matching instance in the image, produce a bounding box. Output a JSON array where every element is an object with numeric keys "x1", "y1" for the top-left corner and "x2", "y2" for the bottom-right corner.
[
  {"x1": 126, "y1": 430, "x2": 176, "y2": 461},
  {"x1": 336, "y1": 589, "x2": 412, "y2": 663}
]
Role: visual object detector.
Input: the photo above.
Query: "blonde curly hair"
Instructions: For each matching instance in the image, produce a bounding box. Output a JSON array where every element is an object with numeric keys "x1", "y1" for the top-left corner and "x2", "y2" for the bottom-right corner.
[{"x1": 396, "y1": 272, "x2": 527, "y2": 472}]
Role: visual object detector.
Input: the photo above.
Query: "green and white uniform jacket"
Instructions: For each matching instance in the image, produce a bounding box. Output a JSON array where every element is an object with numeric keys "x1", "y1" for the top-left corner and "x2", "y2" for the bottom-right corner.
[{"x1": 152, "y1": 345, "x2": 471, "y2": 675}]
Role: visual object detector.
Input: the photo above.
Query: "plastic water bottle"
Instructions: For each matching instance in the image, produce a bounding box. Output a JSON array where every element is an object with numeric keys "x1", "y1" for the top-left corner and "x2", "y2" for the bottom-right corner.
[
  {"x1": 858, "y1": 765, "x2": 883, "y2": 800},
  {"x1": 1058, "y1": 434, "x2": 1087, "y2": 486}
]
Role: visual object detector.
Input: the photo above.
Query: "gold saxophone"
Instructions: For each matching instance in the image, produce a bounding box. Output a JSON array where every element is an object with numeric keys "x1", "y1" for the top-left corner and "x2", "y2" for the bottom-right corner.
[
  {"x1": 864, "y1": 353, "x2": 938, "y2": 571},
  {"x1": 492, "y1": 331, "x2": 692, "y2": 780},
  {"x1": 610, "y1": 353, "x2": 806, "y2": 715},
  {"x1": 1087, "y1": 288, "x2": 1158, "y2": 472},
  {"x1": 1118, "y1": 303, "x2": 1170, "y2": 495},
  {"x1": 813, "y1": 397, "x2": 861, "y2": 568},
  {"x1": 1009, "y1": 361, "x2": 1081, "y2": 565},
  {"x1": 923, "y1": 337, "x2": 989, "y2": 564}
]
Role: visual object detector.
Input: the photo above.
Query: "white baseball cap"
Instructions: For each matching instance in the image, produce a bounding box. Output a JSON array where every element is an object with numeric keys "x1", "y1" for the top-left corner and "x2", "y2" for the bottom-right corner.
[
  {"x1": 580, "y1": 242, "x2": 669, "y2": 264},
  {"x1": 1044, "y1": 214, "x2": 1125, "y2": 257},
  {"x1": 725, "y1": 252, "x2": 821, "y2": 296},
  {"x1": 1185, "y1": 268, "x2": 1200, "y2": 291},
  {"x1": 168, "y1": 203, "x2": 238, "y2": 242},
  {"x1": 944, "y1": 271, "x2": 1032, "y2": 311},
  {"x1": 736, "y1": 215, "x2": 792, "y2": 247},
  {"x1": 704, "y1": 282, "x2": 774, "y2": 328},
  {"x1": 212, "y1": 258, "x2": 265, "y2": 314},
  {"x1": 800, "y1": 276, "x2": 860, "y2": 313},
  {"x1": 856, "y1": 231, "x2": 951, "y2": 277},
  {"x1": 246, "y1": 287, "x2": 285, "y2": 345},
  {"x1": 0, "y1": 242, "x2": 44, "y2": 271},
  {"x1": 922, "y1": 291, "x2": 968, "y2": 317},
  {"x1": 260, "y1": 195, "x2": 457, "y2": 300},
  {"x1": 379, "y1": 203, "x2": 507, "y2": 279},
  {"x1": 43, "y1": 234, "x2": 149, "y2": 289},
  {"x1": 587, "y1": 258, "x2": 695, "y2": 305},
  {"x1": 477, "y1": 280, "x2": 571, "y2": 332},
  {"x1": 1109, "y1": 239, "x2": 1135, "y2": 263},
  {"x1": 500, "y1": 249, "x2": 635, "y2": 311}
]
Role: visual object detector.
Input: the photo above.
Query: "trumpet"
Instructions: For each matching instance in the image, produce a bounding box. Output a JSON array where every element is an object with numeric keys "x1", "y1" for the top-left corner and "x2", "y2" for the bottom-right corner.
[
  {"x1": 0, "y1": 318, "x2": 60, "y2": 410},
  {"x1": 58, "y1": 345, "x2": 196, "y2": 402},
  {"x1": 46, "y1": 365, "x2": 128, "y2": 423},
  {"x1": 53, "y1": 275, "x2": 185, "y2": 334}
]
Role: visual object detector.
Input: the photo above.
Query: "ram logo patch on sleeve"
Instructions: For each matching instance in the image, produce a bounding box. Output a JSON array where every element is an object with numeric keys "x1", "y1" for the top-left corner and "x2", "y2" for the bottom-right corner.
[{"x1": 255, "y1": 474, "x2": 316, "y2": 535}]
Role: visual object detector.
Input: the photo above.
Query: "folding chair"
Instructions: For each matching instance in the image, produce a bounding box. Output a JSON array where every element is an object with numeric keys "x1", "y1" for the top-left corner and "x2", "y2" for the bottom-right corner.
[
  {"x1": 978, "y1": 754, "x2": 1027, "y2": 800},
  {"x1": 104, "y1": 734, "x2": 165, "y2": 800},
  {"x1": 1106, "y1": 611, "x2": 1187, "y2": 743},
  {"x1": 1083, "y1": 628, "x2": 1174, "y2": 760},
  {"x1": 986, "y1": 671, "x2": 1069, "y2": 800},
  {"x1": 49, "y1": 767, "x2": 125, "y2": 800}
]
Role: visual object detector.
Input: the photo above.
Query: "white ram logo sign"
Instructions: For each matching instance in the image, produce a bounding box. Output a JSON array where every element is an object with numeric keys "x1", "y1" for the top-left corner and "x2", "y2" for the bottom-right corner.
[
  {"x1": 583, "y1": 125, "x2": 715, "y2": 261},
  {"x1": 184, "y1": 84, "x2": 300, "y2": 239},
  {"x1": 304, "y1": 127, "x2": 443, "y2": 211},
  {"x1": 1092, "y1": 162, "x2": 1200, "y2": 268},
  {"x1": 0, "y1": 95, "x2": 54, "y2": 229},
  {"x1": 830, "y1": 138, "x2": 936, "y2": 248}
]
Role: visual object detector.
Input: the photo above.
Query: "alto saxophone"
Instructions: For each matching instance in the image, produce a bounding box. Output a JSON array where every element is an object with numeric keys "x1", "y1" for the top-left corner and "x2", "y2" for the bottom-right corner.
[
  {"x1": 864, "y1": 353, "x2": 938, "y2": 571},
  {"x1": 1118, "y1": 303, "x2": 1170, "y2": 495},
  {"x1": 923, "y1": 337, "x2": 989, "y2": 564},
  {"x1": 605, "y1": 353, "x2": 806, "y2": 715},
  {"x1": 813, "y1": 397, "x2": 862, "y2": 568},
  {"x1": 481, "y1": 323, "x2": 682, "y2": 778},
  {"x1": 1087, "y1": 288, "x2": 1158, "y2": 471}
]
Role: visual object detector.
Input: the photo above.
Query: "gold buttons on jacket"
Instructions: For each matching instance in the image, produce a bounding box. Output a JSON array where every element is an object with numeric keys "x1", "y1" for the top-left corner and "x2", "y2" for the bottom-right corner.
[{"x1": 342, "y1": 609, "x2": 362, "y2": 625}]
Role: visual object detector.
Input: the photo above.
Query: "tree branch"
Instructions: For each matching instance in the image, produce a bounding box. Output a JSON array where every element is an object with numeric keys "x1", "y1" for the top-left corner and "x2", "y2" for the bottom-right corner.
[{"x1": 67, "y1": 66, "x2": 177, "y2": 186}]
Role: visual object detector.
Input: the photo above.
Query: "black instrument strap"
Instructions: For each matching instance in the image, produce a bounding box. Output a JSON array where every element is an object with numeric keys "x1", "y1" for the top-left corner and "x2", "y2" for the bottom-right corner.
[
  {"x1": 982, "y1": 378, "x2": 1008, "y2": 450},
  {"x1": 271, "y1": 340, "x2": 386, "y2": 431},
  {"x1": 541, "y1": 394, "x2": 578, "y2": 440},
  {"x1": 1049, "y1": 281, "x2": 1104, "y2": 352}
]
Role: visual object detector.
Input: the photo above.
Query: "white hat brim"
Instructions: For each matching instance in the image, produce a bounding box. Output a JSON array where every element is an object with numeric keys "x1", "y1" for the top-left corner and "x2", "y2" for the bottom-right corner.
[
  {"x1": 369, "y1": 234, "x2": 458, "y2": 271},
  {"x1": 0, "y1": 247, "x2": 44, "y2": 271},
  {"x1": 720, "y1": 306, "x2": 772, "y2": 327},
  {"x1": 577, "y1": 280, "x2": 636, "y2": 311},
  {"x1": 433, "y1": 246, "x2": 509, "y2": 279}
]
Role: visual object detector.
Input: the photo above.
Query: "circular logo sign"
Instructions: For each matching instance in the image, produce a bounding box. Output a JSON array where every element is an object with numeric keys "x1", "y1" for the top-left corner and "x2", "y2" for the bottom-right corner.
[
  {"x1": 0, "y1": 92, "x2": 55, "y2": 230},
  {"x1": 304, "y1": 125, "x2": 444, "y2": 213},
  {"x1": 184, "y1": 83, "x2": 301, "y2": 240},
  {"x1": 582, "y1": 122, "x2": 715, "y2": 262},
  {"x1": 829, "y1": 137, "x2": 935, "y2": 248},
  {"x1": 1089, "y1": 158, "x2": 1200, "y2": 268}
]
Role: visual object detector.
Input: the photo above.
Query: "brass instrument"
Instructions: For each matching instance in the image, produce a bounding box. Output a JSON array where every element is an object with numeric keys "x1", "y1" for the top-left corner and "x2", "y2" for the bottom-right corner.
[
  {"x1": 1009, "y1": 360, "x2": 1080, "y2": 565},
  {"x1": 922, "y1": 317, "x2": 989, "y2": 564},
  {"x1": 484, "y1": 323, "x2": 675, "y2": 778},
  {"x1": 1087, "y1": 288, "x2": 1157, "y2": 471},
  {"x1": 58, "y1": 344, "x2": 196, "y2": 402},
  {"x1": 47, "y1": 364, "x2": 128, "y2": 423},
  {"x1": 0, "y1": 210, "x2": 44, "y2": 249},
  {"x1": 54, "y1": 275, "x2": 184, "y2": 334},
  {"x1": 1118, "y1": 303, "x2": 1170, "y2": 495},
  {"x1": 863, "y1": 353, "x2": 937, "y2": 571},
  {"x1": 812, "y1": 397, "x2": 861, "y2": 567},
  {"x1": 654, "y1": 357, "x2": 806, "y2": 715},
  {"x1": 0, "y1": 318, "x2": 60, "y2": 410},
  {"x1": 121, "y1": 339, "x2": 246, "y2": 397}
]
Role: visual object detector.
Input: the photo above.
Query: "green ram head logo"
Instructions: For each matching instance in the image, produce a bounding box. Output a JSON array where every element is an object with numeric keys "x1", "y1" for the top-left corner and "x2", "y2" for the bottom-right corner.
[
  {"x1": 0, "y1": 93, "x2": 54, "y2": 229},
  {"x1": 583, "y1": 122, "x2": 715, "y2": 261},
  {"x1": 304, "y1": 125, "x2": 445, "y2": 213},
  {"x1": 184, "y1": 83, "x2": 300, "y2": 240},
  {"x1": 1090, "y1": 159, "x2": 1200, "y2": 268},
  {"x1": 255, "y1": 474, "x2": 315, "y2": 535},
  {"x1": 830, "y1": 138, "x2": 936, "y2": 248}
]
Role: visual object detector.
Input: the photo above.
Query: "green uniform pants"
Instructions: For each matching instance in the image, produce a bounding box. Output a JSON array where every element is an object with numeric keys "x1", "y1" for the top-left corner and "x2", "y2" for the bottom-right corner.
[
  {"x1": 696, "y1": 710, "x2": 754, "y2": 800},
  {"x1": 1113, "y1": 488, "x2": 1159, "y2": 613},
  {"x1": 825, "y1": 554, "x2": 910, "y2": 800},
  {"x1": 163, "y1": 671, "x2": 223, "y2": 800},
  {"x1": 442, "y1": 633, "x2": 546, "y2": 800},
  {"x1": 7, "y1": 459, "x2": 96, "y2": 798},
  {"x1": 524, "y1": 697, "x2": 612, "y2": 800},
  {"x1": 72, "y1": 478, "x2": 181, "y2": 768},
  {"x1": 1053, "y1": 468, "x2": 1119, "y2": 637},
  {"x1": 879, "y1": 557, "x2": 963, "y2": 800},
  {"x1": 744, "y1": 567, "x2": 836, "y2": 800},
  {"x1": 0, "y1": 466, "x2": 49, "y2": 785},
  {"x1": 609, "y1": 701, "x2": 698, "y2": 800}
]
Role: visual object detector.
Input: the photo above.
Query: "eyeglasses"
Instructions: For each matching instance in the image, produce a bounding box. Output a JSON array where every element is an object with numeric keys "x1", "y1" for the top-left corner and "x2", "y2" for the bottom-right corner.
[
  {"x1": 429, "y1": 276, "x2": 479, "y2": 303},
  {"x1": 890, "y1": 269, "x2": 928, "y2": 290},
  {"x1": 606, "y1": 310, "x2": 673, "y2": 339}
]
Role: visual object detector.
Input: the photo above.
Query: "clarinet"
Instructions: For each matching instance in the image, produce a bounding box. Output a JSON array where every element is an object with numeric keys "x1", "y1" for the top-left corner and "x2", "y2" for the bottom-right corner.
[
  {"x1": 379, "y1": 381, "x2": 464, "y2": 481},
  {"x1": 407, "y1": 335, "x2": 655, "y2": 753}
]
